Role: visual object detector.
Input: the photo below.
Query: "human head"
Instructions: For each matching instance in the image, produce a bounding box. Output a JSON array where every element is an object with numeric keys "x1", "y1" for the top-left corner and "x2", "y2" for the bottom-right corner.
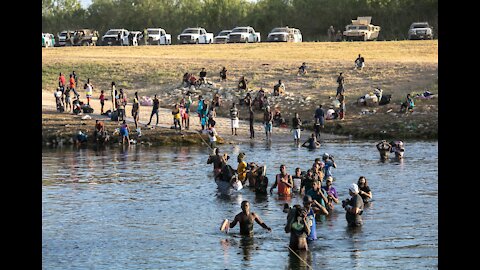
[
  {"x1": 319, "y1": 104, "x2": 323, "y2": 108},
  {"x1": 59, "y1": 72, "x2": 62, "y2": 76},
  {"x1": 215, "y1": 148, "x2": 219, "y2": 155},
  {"x1": 199, "y1": 95, "x2": 203, "y2": 100},
  {"x1": 340, "y1": 72, "x2": 343, "y2": 75},
  {"x1": 326, "y1": 176, "x2": 333, "y2": 186},
  {"x1": 135, "y1": 91, "x2": 138, "y2": 97},
  {"x1": 96, "y1": 120, "x2": 99, "y2": 124},
  {"x1": 280, "y1": 164, "x2": 286, "y2": 173},
  {"x1": 312, "y1": 180, "x2": 320, "y2": 190},
  {"x1": 358, "y1": 176, "x2": 368, "y2": 187},
  {"x1": 303, "y1": 195, "x2": 313, "y2": 207},
  {"x1": 295, "y1": 112, "x2": 299, "y2": 118},
  {"x1": 241, "y1": 200, "x2": 250, "y2": 213},
  {"x1": 122, "y1": 120, "x2": 126, "y2": 124},
  {"x1": 295, "y1": 167, "x2": 301, "y2": 175},
  {"x1": 154, "y1": 94, "x2": 157, "y2": 98},
  {"x1": 266, "y1": 106, "x2": 270, "y2": 112},
  {"x1": 101, "y1": 90, "x2": 104, "y2": 94},
  {"x1": 232, "y1": 102, "x2": 236, "y2": 107},
  {"x1": 311, "y1": 133, "x2": 316, "y2": 138},
  {"x1": 237, "y1": 152, "x2": 245, "y2": 162},
  {"x1": 349, "y1": 183, "x2": 359, "y2": 195},
  {"x1": 279, "y1": 80, "x2": 282, "y2": 83},
  {"x1": 111, "y1": 81, "x2": 116, "y2": 86}
]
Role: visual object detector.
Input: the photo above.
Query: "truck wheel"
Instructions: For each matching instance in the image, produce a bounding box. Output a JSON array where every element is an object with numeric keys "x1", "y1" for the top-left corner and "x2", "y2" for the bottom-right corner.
[
  {"x1": 245, "y1": 39, "x2": 249, "y2": 43},
  {"x1": 82, "y1": 41, "x2": 89, "y2": 46}
]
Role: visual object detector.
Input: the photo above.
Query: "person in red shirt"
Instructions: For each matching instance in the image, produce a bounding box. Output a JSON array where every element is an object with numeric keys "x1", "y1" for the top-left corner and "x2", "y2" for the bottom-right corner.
[
  {"x1": 58, "y1": 72, "x2": 66, "y2": 88},
  {"x1": 99, "y1": 90, "x2": 106, "y2": 114},
  {"x1": 270, "y1": 164, "x2": 293, "y2": 197}
]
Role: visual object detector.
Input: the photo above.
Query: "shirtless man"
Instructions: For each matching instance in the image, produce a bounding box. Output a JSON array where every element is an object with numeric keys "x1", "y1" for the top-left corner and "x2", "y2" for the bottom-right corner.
[{"x1": 228, "y1": 200, "x2": 272, "y2": 236}]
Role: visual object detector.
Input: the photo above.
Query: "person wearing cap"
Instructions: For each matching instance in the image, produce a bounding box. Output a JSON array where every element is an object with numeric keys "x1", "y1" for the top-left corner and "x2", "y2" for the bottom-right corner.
[
  {"x1": 322, "y1": 153, "x2": 337, "y2": 181},
  {"x1": 322, "y1": 176, "x2": 339, "y2": 211},
  {"x1": 342, "y1": 183, "x2": 364, "y2": 227},
  {"x1": 228, "y1": 200, "x2": 272, "y2": 236},
  {"x1": 270, "y1": 164, "x2": 293, "y2": 197},
  {"x1": 357, "y1": 176, "x2": 372, "y2": 204}
]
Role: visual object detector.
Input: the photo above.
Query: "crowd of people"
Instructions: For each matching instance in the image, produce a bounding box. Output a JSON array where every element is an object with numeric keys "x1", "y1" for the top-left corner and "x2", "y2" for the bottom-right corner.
[{"x1": 212, "y1": 148, "x2": 374, "y2": 252}]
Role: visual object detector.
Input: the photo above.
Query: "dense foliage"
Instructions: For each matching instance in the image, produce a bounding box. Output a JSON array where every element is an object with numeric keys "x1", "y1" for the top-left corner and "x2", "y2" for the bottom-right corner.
[{"x1": 42, "y1": 0, "x2": 437, "y2": 41}]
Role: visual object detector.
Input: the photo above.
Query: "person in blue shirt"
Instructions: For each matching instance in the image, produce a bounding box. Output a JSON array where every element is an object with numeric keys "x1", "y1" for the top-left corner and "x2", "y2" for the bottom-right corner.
[
  {"x1": 302, "y1": 195, "x2": 328, "y2": 242},
  {"x1": 322, "y1": 153, "x2": 337, "y2": 181}
]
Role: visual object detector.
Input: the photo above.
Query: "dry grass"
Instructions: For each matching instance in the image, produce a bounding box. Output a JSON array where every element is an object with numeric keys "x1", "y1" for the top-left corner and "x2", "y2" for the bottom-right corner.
[{"x1": 42, "y1": 40, "x2": 438, "y2": 139}]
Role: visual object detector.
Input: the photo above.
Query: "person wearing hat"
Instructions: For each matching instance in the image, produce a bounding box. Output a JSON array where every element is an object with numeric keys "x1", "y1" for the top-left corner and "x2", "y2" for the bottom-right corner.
[
  {"x1": 342, "y1": 183, "x2": 364, "y2": 227},
  {"x1": 322, "y1": 153, "x2": 337, "y2": 181},
  {"x1": 322, "y1": 176, "x2": 339, "y2": 211}
]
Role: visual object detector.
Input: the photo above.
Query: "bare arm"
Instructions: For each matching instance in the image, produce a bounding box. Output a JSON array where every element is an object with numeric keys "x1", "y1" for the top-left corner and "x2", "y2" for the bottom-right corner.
[
  {"x1": 253, "y1": 213, "x2": 271, "y2": 232},
  {"x1": 270, "y1": 177, "x2": 278, "y2": 194},
  {"x1": 360, "y1": 190, "x2": 372, "y2": 199},
  {"x1": 229, "y1": 214, "x2": 239, "y2": 229},
  {"x1": 312, "y1": 200, "x2": 329, "y2": 215}
]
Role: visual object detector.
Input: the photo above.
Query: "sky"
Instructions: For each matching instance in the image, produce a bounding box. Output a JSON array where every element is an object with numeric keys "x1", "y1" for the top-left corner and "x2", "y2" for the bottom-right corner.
[{"x1": 80, "y1": 0, "x2": 92, "y2": 8}]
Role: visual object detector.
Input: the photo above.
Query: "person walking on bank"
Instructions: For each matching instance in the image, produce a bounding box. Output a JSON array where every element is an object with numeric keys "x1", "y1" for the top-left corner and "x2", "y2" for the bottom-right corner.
[
  {"x1": 111, "y1": 81, "x2": 116, "y2": 112},
  {"x1": 230, "y1": 102, "x2": 239, "y2": 136},
  {"x1": 327, "y1": 26, "x2": 335, "y2": 42},
  {"x1": 264, "y1": 106, "x2": 273, "y2": 141},
  {"x1": 132, "y1": 92, "x2": 140, "y2": 130},
  {"x1": 220, "y1": 66, "x2": 227, "y2": 81},
  {"x1": 147, "y1": 94, "x2": 160, "y2": 127},
  {"x1": 314, "y1": 105, "x2": 325, "y2": 140},
  {"x1": 69, "y1": 74, "x2": 80, "y2": 99},
  {"x1": 292, "y1": 112, "x2": 302, "y2": 144},
  {"x1": 99, "y1": 90, "x2": 106, "y2": 114},
  {"x1": 336, "y1": 72, "x2": 345, "y2": 96}
]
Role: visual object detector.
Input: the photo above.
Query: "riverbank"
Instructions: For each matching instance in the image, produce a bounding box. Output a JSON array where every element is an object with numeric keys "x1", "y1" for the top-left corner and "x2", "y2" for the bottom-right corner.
[
  {"x1": 42, "y1": 41, "x2": 438, "y2": 140},
  {"x1": 42, "y1": 92, "x2": 343, "y2": 147}
]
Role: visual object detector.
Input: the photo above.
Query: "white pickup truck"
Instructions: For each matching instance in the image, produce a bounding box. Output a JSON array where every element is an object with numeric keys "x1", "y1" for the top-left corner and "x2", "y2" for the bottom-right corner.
[
  {"x1": 177, "y1": 27, "x2": 214, "y2": 44},
  {"x1": 228, "y1": 26, "x2": 261, "y2": 43},
  {"x1": 146, "y1": 28, "x2": 172, "y2": 45},
  {"x1": 101, "y1": 29, "x2": 130, "y2": 46}
]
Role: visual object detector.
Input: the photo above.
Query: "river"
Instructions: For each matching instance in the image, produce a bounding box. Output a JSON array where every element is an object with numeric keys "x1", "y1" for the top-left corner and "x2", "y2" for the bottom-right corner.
[{"x1": 42, "y1": 140, "x2": 438, "y2": 269}]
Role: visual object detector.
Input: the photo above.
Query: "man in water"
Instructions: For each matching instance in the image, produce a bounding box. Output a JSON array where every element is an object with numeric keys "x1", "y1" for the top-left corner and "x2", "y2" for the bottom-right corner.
[
  {"x1": 342, "y1": 183, "x2": 364, "y2": 227},
  {"x1": 302, "y1": 133, "x2": 321, "y2": 149},
  {"x1": 207, "y1": 148, "x2": 224, "y2": 177},
  {"x1": 228, "y1": 200, "x2": 272, "y2": 236},
  {"x1": 376, "y1": 140, "x2": 392, "y2": 160}
]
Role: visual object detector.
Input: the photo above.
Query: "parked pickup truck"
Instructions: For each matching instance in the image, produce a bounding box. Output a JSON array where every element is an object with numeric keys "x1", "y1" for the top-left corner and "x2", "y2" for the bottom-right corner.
[
  {"x1": 146, "y1": 28, "x2": 172, "y2": 45},
  {"x1": 177, "y1": 27, "x2": 214, "y2": 44},
  {"x1": 56, "y1": 30, "x2": 75, "y2": 46},
  {"x1": 214, "y1": 30, "x2": 232, "y2": 44},
  {"x1": 101, "y1": 29, "x2": 130, "y2": 46},
  {"x1": 343, "y1": 16, "x2": 380, "y2": 41},
  {"x1": 267, "y1": 26, "x2": 302, "y2": 42},
  {"x1": 71, "y1": 29, "x2": 99, "y2": 46},
  {"x1": 408, "y1": 22, "x2": 433, "y2": 40},
  {"x1": 228, "y1": 26, "x2": 261, "y2": 43}
]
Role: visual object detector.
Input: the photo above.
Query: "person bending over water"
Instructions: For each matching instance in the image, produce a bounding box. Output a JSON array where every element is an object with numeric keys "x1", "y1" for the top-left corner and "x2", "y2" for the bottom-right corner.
[{"x1": 228, "y1": 200, "x2": 272, "y2": 236}]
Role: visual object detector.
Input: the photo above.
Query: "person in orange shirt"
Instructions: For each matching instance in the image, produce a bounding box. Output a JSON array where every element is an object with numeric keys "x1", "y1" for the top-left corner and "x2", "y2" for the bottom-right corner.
[
  {"x1": 69, "y1": 74, "x2": 80, "y2": 98},
  {"x1": 270, "y1": 164, "x2": 293, "y2": 196}
]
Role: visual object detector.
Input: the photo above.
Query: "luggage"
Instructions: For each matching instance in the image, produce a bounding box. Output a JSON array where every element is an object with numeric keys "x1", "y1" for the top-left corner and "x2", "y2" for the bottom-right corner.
[{"x1": 110, "y1": 110, "x2": 119, "y2": 121}]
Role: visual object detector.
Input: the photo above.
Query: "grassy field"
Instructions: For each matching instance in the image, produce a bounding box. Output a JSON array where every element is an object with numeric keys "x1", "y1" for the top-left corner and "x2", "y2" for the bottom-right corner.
[{"x1": 42, "y1": 40, "x2": 438, "y2": 139}]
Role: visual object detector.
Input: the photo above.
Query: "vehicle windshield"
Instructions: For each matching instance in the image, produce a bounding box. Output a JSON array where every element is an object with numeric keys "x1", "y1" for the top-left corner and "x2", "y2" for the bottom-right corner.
[
  {"x1": 217, "y1": 31, "x2": 231, "y2": 36},
  {"x1": 148, "y1": 30, "x2": 160, "y2": 35},
  {"x1": 74, "y1": 31, "x2": 85, "y2": 36},
  {"x1": 105, "y1": 30, "x2": 121, "y2": 36},
  {"x1": 59, "y1": 32, "x2": 68, "y2": 37},
  {"x1": 359, "y1": 26, "x2": 368, "y2": 30},
  {"x1": 271, "y1": 28, "x2": 288, "y2": 33},
  {"x1": 412, "y1": 24, "x2": 429, "y2": 29},
  {"x1": 347, "y1": 26, "x2": 358, "y2": 30},
  {"x1": 183, "y1": 29, "x2": 199, "y2": 34},
  {"x1": 232, "y1": 28, "x2": 248, "y2": 33}
]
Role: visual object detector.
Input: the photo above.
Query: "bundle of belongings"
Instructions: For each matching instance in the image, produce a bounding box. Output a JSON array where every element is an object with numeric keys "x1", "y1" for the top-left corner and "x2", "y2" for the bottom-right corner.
[
  {"x1": 358, "y1": 88, "x2": 391, "y2": 106},
  {"x1": 140, "y1": 96, "x2": 153, "y2": 106},
  {"x1": 415, "y1": 91, "x2": 435, "y2": 100}
]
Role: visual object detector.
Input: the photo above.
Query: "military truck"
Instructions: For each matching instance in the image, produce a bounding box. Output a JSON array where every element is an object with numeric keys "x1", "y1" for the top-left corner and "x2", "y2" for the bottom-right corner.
[
  {"x1": 71, "y1": 29, "x2": 99, "y2": 46},
  {"x1": 343, "y1": 16, "x2": 380, "y2": 41}
]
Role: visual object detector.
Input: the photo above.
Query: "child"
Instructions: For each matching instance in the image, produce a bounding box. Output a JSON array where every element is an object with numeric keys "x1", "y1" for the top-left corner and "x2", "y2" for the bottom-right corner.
[
  {"x1": 180, "y1": 104, "x2": 189, "y2": 130},
  {"x1": 208, "y1": 123, "x2": 218, "y2": 149},
  {"x1": 120, "y1": 120, "x2": 130, "y2": 146}
]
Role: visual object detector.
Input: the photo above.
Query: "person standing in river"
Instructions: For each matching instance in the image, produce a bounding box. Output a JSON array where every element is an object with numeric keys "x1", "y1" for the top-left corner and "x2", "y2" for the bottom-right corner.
[
  {"x1": 342, "y1": 183, "x2": 364, "y2": 227},
  {"x1": 227, "y1": 200, "x2": 272, "y2": 236}
]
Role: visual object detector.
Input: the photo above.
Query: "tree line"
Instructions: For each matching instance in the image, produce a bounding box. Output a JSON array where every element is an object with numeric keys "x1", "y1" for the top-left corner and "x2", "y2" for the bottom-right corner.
[{"x1": 42, "y1": 0, "x2": 438, "y2": 41}]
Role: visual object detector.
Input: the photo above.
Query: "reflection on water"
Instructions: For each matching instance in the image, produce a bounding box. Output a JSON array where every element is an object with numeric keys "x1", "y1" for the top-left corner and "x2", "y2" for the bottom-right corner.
[{"x1": 43, "y1": 141, "x2": 438, "y2": 269}]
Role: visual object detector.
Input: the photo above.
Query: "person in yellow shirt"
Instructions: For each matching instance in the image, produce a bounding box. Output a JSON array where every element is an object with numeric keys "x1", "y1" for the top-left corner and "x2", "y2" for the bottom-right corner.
[
  {"x1": 172, "y1": 104, "x2": 182, "y2": 132},
  {"x1": 237, "y1": 153, "x2": 248, "y2": 184}
]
